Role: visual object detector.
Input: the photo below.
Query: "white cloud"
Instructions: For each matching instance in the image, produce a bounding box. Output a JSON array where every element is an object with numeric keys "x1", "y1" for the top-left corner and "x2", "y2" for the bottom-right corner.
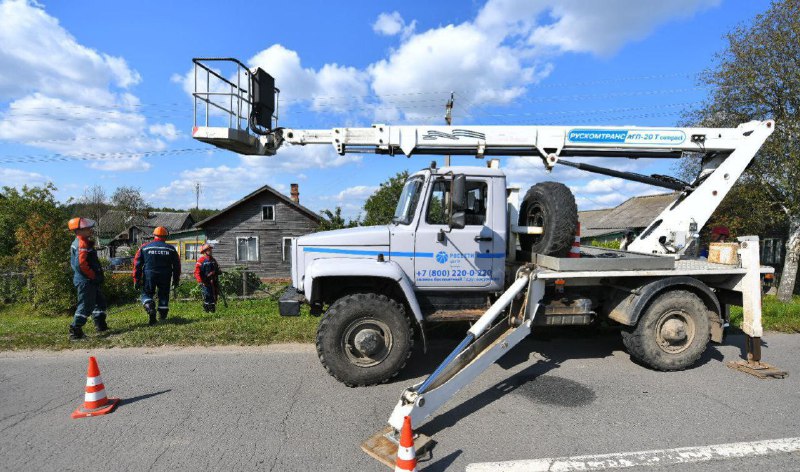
[
  {"x1": 372, "y1": 12, "x2": 416, "y2": 38},
  {"x1": 149, "y1": 145, "x2": 361, "y2": 209},
  {"x1": 0, "y1": 167, "x2": 51, "y2": 188},
  {"x1": 475, "y1": 0, "x2": 720, "y2": 56},
  {"x1": 149, "y1": 123, "x2": 180, "y2": 141},
  {"x1": 0, "y1": 0, "x2": 168, "y2": 171}
]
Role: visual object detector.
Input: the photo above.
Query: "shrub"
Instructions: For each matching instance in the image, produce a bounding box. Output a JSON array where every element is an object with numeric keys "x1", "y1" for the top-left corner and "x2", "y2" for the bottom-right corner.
[
  {"x1": 103, "y1": 273, "x2": 139, "y2": 305},
  {"x1": 174, "y1": 279, "x2": 203, "y2": 300},
  {"x1": 219, "y1": 267, "x2": 263, "y2": 295}
]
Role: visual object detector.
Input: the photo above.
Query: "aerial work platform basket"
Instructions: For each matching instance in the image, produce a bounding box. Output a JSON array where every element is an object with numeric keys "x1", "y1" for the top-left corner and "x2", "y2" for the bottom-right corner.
[{"x1": 191, "y1": 58, "x2": 279, "y2": 155}]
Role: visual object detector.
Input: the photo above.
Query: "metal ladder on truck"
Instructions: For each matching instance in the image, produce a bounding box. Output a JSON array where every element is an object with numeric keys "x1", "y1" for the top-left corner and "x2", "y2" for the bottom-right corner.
[{"x1": 189, "y1": 58, "x2": 788, "y2": 464}]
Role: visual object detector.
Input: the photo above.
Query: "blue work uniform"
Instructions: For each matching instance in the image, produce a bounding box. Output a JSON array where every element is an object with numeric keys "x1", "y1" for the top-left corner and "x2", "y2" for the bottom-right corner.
[
  {"x1": 70, "y1": 236, "x2": 106, "y2": 328},
  {"x1": 133, "y1": 238, "x2": 181, "y2": 316},
  {"x1": 194, "y1": 254, "x2": 220, "y2": 312}
]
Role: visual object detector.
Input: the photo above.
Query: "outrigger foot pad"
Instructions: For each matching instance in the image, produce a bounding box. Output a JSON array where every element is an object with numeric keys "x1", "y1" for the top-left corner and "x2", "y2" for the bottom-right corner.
[
  {"x1": 361, "y1": 426, "x2": 435, "y2": 470},
  {"x1": 727, "y1": 360, "x2": 788, "y2": 379}
]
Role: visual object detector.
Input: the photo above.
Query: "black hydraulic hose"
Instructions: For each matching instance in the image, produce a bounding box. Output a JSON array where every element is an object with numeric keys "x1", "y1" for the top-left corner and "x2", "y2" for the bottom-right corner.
[{"x1": 557, "y1": 160, "x2": 689, "y2": 191}]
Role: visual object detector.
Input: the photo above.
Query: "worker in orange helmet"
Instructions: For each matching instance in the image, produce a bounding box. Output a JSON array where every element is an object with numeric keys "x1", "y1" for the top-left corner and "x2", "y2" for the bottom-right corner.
[
  {"x1": 132, "y1": 226, "x2": 181, "y2": 325},
  {"x1": 699, "y1": 226, "x2": 731, "y2": 258},
  {"x1": 68, "y1": 217, "x2": 108, "y2": 340},
  {"x1": 194, "y1": 243, "x2": 220, "y2": 312}
]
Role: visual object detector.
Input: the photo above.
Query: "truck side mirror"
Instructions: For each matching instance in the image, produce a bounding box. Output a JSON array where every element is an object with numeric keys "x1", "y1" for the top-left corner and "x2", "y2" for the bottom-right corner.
[
  {"x1": 451, "y1": 174, "x2": 467, "y2": 212},
  {"x1": 449, "y1": 211, "x2": 466, "y2": 230}
]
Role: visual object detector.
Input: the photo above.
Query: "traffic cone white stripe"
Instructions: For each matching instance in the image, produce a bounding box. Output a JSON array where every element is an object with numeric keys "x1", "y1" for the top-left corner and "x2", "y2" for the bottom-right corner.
[
  {"x1": 84, "y1": 389, "x2": 107, "y2": 402},
  {"x1": 86, "y1": 375, "x2": 103, "y2": 387},
  {"x1": 397, "y1": 445, "x2": 415, "y2": 460}
]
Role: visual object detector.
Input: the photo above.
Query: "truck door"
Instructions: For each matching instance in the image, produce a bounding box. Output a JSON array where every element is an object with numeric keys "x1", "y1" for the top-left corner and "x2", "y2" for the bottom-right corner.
[{"x1": 414, "y1": 176, "x2": 501, "y2": 288}]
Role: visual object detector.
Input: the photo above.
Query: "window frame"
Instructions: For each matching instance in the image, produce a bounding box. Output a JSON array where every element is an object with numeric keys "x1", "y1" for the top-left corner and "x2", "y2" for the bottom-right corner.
[
  {"x1": 184, "y1": 242, "x2": 200, "y2": 261},
  {"x1": 424, "y1": 178, "x2": 489, "y2": 226},
  {"x1": 262, "y1": 204, "x2": 276, "y2": 221},
  {"x1": 282, "y1": 236, "x2": 293, "y2": 263},
  {"x1": 236, "y1": 235, "x2": 260, "y2": 262}
]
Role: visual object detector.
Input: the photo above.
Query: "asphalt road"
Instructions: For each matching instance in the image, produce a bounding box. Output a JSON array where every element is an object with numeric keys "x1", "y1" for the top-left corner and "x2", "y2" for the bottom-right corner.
[{"x1": 1, "y1": 330, "x2": 799, "y2": 471}]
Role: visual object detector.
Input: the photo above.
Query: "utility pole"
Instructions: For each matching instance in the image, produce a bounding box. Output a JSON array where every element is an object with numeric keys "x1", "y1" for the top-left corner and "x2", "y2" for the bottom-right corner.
[
  {"x1": 445, "y1": 92, "x2": 454, "y2": 167},
  {"x1": 195, "y1": 182, "x2": 201, "y2": 210}
]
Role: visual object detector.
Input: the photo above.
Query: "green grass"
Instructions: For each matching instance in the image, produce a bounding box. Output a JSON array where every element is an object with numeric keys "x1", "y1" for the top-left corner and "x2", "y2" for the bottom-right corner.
[
  {"x1": 0, "y1": 297, "x2": 320, "y2": 350},
  {"x1": 729, "y1": 295, "x2": 800, "y2": 333}
]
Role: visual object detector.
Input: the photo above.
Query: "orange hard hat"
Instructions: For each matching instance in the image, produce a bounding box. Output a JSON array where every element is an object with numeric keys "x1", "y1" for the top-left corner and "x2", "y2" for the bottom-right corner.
[
  {"x1": 200, "y1": 243, "x2": 212, "y2": 254},
  {"x1": 153, "y1": 226, "x2": 169, "y2": 237},
  {"x1": 68, "y1": 217, "x2": 96, "y2": 231}
]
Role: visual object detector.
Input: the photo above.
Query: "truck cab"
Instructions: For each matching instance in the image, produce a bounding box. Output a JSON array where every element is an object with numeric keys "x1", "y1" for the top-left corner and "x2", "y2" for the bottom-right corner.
[
  {"x1": 281, "y1": 164, "x2": 516, "y2": 386},
  {"x1": 288, "y1": 165, "x2": 509, "y2": 309}
]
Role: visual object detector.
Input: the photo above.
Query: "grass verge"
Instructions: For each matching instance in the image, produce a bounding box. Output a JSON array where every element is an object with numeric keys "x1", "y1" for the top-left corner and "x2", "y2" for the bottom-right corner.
[
  {"x1": 0, "y1": 297, "x2": 320, "y2": 350},
  {"x1": 729, "y1": 295, "x2": 800, "y2": 333}
]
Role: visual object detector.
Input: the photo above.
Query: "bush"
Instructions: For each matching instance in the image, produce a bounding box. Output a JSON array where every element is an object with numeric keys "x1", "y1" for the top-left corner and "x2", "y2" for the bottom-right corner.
[
  {"x1": 219, "y1": 267, "x2": 263, "y2": 296},
  {"x1": 103, "y1": 273, "x2": 139, "y2": 305},
  {"x1": 174, "y1": 279, "x2": 203, "y2": 300},
  {"x1": 0, "y1": 268, "x2": 27, "y2": 304}
]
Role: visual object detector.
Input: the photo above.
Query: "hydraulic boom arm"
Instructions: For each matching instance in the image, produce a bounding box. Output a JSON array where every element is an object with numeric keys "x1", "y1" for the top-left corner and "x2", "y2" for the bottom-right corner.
[{"x1": 190, "y1": 58, "x2": 774, "y2": 255}]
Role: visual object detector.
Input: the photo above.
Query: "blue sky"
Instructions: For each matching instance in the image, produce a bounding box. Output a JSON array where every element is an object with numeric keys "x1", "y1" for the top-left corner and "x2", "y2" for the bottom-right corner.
[{"x1": 0, "y1": 0, "x2": 770, "y2": 218}]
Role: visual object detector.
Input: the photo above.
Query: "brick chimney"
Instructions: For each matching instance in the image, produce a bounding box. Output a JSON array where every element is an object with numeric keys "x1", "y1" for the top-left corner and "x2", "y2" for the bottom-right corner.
[{"x1": 290, "y1": 183, "x2": 299, "y2": 204}]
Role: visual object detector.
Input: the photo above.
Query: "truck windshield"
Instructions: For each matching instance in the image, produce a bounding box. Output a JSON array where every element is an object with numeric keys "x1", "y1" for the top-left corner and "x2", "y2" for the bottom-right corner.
[{"x1": 392, "y1": 177, "x2": 424, "y2": 225}]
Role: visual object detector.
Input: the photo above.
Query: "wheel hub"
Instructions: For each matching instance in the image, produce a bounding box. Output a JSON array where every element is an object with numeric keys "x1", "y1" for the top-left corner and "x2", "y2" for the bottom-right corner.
[
  {"x1": 353, "y1": 329, "x2": 382, "y2": 356},
  {"x1": 661, "y1": 319, "x2": 687, "y2": 343},
  {"x1": 343, "y1": 318, "x2": 393, "y2": 367},
  {"x1": 655, "y1": 310, "x2": 695, "y2": 354}
]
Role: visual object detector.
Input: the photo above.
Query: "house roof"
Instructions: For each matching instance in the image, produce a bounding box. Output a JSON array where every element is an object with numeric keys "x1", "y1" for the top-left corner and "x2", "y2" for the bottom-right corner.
[
  {"x1": 100, "y1": 210, "x2": 194, "y2": 238},
  {"x1": 579, "y1": 192, "x2": 679, "y2": 238},
  {"x1": 195, "y1": 184, "x2": 321, "y2": 227}
]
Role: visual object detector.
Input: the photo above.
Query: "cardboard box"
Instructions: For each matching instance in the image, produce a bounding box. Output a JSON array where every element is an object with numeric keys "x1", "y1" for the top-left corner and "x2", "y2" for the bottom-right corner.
[{"x1": 708, "y1": 242, "x2": 739, "y2": 265}]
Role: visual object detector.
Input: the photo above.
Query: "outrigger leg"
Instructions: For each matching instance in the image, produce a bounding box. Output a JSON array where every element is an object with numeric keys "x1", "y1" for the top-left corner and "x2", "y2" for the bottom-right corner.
[{"x1": 361, "y1": 267, "x2": 545, "y2": 467}]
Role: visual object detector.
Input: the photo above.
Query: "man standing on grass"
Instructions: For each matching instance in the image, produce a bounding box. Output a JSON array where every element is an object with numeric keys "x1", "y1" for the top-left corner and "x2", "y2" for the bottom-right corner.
[
  {"x1": 194, "y1": 243, "x2": 220, "y2": 313},
  {"x1": 68, "y1": 217, "x2": 108, "y2": 341},
  {"x1": 133, "y1": 226, "x2": 181, "y2": 325}
]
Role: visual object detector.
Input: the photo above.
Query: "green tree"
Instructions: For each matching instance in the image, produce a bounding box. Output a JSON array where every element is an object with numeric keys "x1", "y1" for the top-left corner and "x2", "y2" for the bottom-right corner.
[
  {"x1": 0, "y1": 184, "x2": 66, "y2": 261},
  {"x1": 685, "y1": 0, "x2": 800, "y2": 300},
  {"x1": 318, "y1": 207, "x2": 359, "y2": 231},
  {"x1": 15, "y1": 214, "x2": 74, "y2": 314},
  {"x1": 111, "y1": 186, "x2": 149, "y2": 217},
  {"x1": 362, "y1": 171, "x2": 409, "y2": 226}
]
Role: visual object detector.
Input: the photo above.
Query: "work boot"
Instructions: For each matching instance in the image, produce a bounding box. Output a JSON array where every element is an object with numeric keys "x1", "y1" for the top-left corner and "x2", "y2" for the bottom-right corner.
[
  {"x1": 143, "y1": 300, "x2": 157, "y2": 325},
  {"x1": 158, "y1": 308, "x2": 168, "y2": 321},
  {"x1": 202, "y1": 303, "x2": 209, "y2": 313},
  {"x1": 208, "y1": 303, "x2": 216, "y2": 313},
  {"x1": 69, "y1": 325, "x2": 84, "y2": 341},
  {"x1": 94, "y1": 314, "x2": 108, "y2": 333}
]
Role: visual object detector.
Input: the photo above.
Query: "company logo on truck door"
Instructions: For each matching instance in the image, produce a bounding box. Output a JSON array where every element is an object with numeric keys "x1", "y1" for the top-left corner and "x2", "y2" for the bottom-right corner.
[{"x1": 567, "y1": 129, "x2": 686, "y2": 145}]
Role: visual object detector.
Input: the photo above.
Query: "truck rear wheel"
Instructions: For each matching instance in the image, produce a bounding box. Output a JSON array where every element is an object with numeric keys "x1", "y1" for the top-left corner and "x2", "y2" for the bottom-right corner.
[
  {"x1": 621, "y1": 290, "x2": 710, "y2": 371},
  {"x1": 316, "y1": 293, "x2": 413, "y2": 387},
  {"x1": 518, "y1": 182, "x2": 578, "y2": 257}
]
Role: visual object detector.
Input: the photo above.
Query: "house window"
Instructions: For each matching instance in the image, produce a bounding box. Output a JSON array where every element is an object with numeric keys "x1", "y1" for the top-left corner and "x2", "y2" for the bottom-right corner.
[
  {"x1": 262, "y1": 205, "x2": 275, "y2": 221},
  {"x1": 760, "y1": 238, "x2": 783, "y2": 265},
  {"x1": 282, "y1": 237, "x2": 293, "y2": 262},
  {"x1": 184, "y1": 243, "x2": 200, "y2": 261},
  {"x1": 236, "y1": 236, "x2": 259, "y2": 262}
]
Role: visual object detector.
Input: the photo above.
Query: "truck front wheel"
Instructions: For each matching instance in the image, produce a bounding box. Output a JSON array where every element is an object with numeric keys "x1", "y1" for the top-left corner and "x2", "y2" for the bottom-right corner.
[
  {"x1": 316, "y1": 293, "x2": 414, "y2": 387},
  {"x1": 621, "y1": 290, "x2": 710, "y2": 371}
]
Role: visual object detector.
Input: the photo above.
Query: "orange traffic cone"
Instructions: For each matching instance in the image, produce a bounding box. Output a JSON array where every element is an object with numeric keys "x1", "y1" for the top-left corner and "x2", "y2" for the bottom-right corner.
[
  {"x1": 568, "y1": 222, "x2": 581, "y2": 258},
  {"x1": 71, "y1": 356, "x2": 120, "y2": 419},
  {"x1": 395, "y1": 416, "x2": 417, "y2": 472}
]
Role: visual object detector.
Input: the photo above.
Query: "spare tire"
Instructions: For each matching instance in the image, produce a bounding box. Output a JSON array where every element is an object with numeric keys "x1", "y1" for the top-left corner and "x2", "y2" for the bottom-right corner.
[{"x1": 518, "y1": 181, "x2": 578, "y2": 257}]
